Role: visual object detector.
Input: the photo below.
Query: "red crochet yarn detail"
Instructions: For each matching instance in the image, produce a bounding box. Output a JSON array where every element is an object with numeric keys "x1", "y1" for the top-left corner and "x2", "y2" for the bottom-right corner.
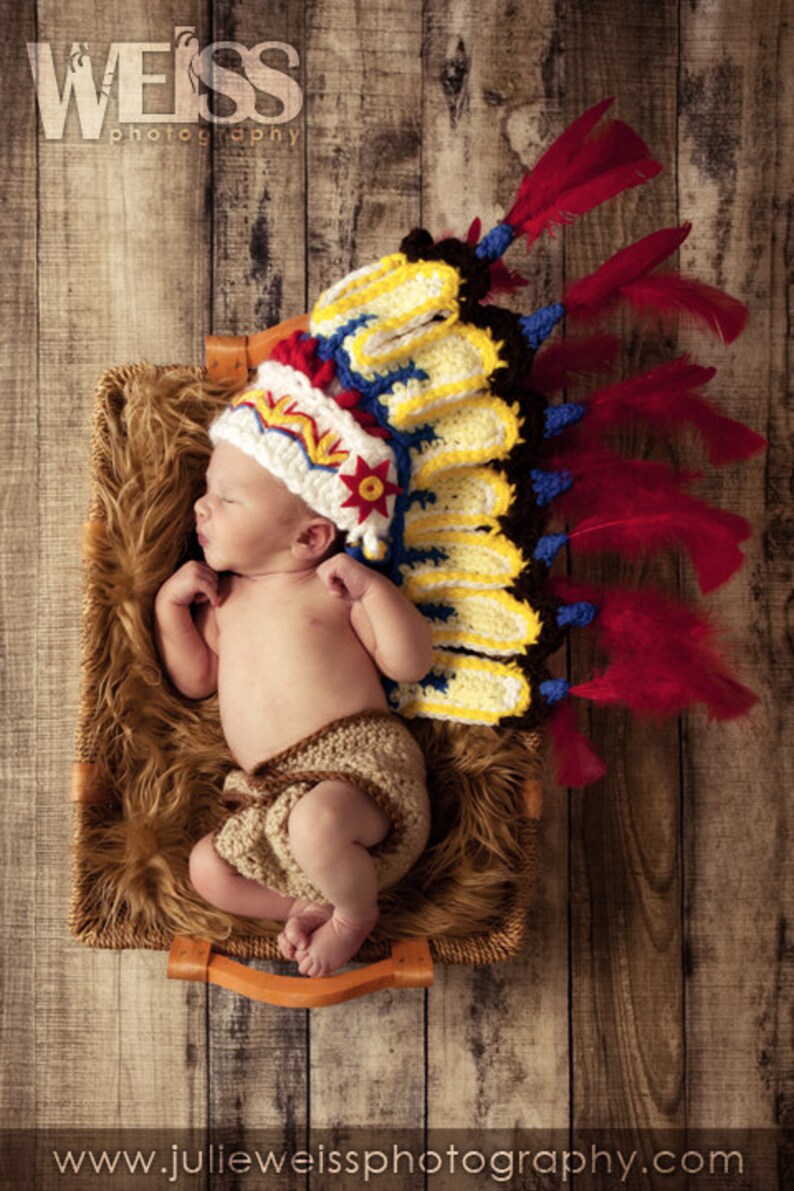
[{"x1": 269, "y1": 330, "x2": 391, "y2": 440}]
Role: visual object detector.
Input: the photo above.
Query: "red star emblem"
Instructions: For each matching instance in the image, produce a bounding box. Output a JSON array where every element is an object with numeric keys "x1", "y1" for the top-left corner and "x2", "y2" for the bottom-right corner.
[{"x1": 340, "y1": 457, "x2": 402, "y2": 523}]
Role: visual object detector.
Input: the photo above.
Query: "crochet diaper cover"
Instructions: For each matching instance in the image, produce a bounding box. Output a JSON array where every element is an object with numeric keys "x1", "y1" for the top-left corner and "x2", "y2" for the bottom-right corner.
[{"x1": 212, "y1": 710, "x2": 430, "y2": 903}]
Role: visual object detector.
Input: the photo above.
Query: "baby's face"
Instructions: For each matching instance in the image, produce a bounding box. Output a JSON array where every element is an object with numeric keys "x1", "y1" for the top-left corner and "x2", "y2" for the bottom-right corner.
[{"x1": 194, "y1": 442, "x2": 308, "y2": 574}]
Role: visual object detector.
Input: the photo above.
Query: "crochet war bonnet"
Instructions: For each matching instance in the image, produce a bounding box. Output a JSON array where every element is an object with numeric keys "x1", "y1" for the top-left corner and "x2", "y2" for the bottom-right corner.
[{"x1": 209, "y1": 98, "x2": 765, "y2": 785}]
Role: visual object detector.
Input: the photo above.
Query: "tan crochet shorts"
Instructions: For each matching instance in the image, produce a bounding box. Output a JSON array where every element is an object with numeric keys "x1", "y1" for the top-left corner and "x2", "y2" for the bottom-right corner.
[{"x1": 212, "y1": 711, "x2": 430, "y2": 903}]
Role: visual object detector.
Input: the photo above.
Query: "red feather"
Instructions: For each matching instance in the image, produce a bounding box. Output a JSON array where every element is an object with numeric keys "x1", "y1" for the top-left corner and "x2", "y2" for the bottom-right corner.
[
  {"x1": 505, "y1": 99, "x2": 614, "y2": 232},
  {"x1": 567, "y1": 499, "x2": 751, "y2": 593},
  {"x1": 550, "y1": 444, "x2": 701, "y2": 515},
  {"x1": 553, "y1": 579, "x2": 757, "y2": 720},
  {"x1": 619, "y1": 273, "x2": 748, "y2": 344},
  {"x1": 484, "y1": 260, "x2": 530, "y2": 298},
  {"x1": 576, "y1": 356, "x2": 766, "y2": 463},
  {"x1": 564, "y1": 223, "x2": 691, "y2": 312},
  {"x1": 562, "y1": 223, "x2": 748, "y2": 344},
  {"x1": 572, "y1": 662, "x2": 756, "y2": 719},
  {"x1": 547, "y1": 701, "x2": 607, "y2": 786},
  {"x1": 504, "y1": 98, "x2": 662, "y2": 248},
  {"x1": 530, "y1": 334, "x2": 621, "y2": 394},
  {"x1": 547, "y1": 445, "x2": 753, "y2": 591},
  {"x1": 465, "y1": 217, "x2": 481, "y2": 246}
]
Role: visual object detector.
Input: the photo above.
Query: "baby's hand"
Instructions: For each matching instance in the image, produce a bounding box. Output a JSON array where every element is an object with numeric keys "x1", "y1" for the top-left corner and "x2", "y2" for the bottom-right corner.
[
  {"x1": 316, "y1": 553, "x2": 374, "y2": 602},
  {"x1": 157, "y1": 560, "x2": 220, "y2": 608}
]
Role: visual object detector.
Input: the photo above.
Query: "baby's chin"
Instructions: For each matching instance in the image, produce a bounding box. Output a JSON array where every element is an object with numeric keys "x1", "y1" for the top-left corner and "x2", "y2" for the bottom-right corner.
[{"x1": 199, "y1": 542, "x2": 227, "y2": 572}]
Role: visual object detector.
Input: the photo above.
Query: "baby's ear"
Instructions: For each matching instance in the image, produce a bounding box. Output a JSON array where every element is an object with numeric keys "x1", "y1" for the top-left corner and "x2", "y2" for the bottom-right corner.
[{"x1": 292, "y1": 517, "x2": 338, "y2": 562}]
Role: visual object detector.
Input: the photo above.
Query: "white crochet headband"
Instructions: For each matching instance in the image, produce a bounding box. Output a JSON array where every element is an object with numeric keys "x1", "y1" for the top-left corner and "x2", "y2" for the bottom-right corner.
[{"x1": 209, "y1": 357, "x2": 401, "y2": 561}]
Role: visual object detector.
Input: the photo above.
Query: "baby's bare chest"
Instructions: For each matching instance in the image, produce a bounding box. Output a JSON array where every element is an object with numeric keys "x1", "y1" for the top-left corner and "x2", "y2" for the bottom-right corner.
[
  {"x1": 215, "y1": 581, "x2": 351, "y2": 666},
  {"x1": 209, "y1": 578, "x2": 385, "y2": 765}
]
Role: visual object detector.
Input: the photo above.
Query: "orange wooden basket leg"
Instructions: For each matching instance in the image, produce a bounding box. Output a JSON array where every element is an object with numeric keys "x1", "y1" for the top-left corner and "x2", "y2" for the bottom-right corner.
[{"x1": 167, "y1": 936, "x2": 433, "y2": 1009}]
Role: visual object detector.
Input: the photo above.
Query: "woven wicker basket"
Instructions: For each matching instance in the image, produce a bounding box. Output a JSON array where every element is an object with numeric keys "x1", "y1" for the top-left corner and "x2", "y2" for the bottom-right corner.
[{"x1": 69, "y1": 342, "x2": 542, "y2": 1007}]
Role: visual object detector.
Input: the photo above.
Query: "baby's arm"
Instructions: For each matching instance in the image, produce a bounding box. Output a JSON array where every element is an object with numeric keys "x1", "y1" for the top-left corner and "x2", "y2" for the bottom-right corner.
[
  {"x1": 153, "y1": 561, "x2": 219, "y2": 699},
  {"x1": 316, "y1": 554, "x2": 432, "y2": 682}
]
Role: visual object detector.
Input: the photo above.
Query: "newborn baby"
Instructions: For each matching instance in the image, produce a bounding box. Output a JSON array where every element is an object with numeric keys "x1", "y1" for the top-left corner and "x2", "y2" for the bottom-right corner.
[{"x1": 154, "y1": 438, "x2": 432, "y2": 977}]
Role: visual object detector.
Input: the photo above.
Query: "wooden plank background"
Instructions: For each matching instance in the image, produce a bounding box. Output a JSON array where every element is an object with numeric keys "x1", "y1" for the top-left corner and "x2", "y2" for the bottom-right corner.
[{"x1": 2, "y1": 0, "x2": 791, "y2": 1188}]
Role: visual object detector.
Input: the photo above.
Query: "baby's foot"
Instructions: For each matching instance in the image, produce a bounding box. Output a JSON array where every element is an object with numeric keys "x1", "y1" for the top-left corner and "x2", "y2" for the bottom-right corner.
[
  {"x1": 295, "y1": 909, "x2": 378, "y2": 978},
  {"x1": 277, "y1": 900, "x2": 333, "y2": 961}
]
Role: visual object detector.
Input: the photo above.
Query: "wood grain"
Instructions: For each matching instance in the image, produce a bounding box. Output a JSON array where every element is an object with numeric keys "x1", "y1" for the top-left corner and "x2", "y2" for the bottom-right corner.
[
  {"x1": 32, "y1": 6, "x2": 212, "y2": 1184},
  {"x1": 678, "y1": 5, "x2": 792, "y2": 1185},
  {"x1": 0, "y1": 0, "x2": 38, "y2": 1144},
  {"x1": 212, "y1": 0, "x2": 309, "y2": 332}
]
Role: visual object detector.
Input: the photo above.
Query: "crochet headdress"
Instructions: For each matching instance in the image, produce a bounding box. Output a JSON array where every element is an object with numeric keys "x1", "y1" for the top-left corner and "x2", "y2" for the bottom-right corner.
[{"x1": 209, "y1": 98, "x2": 765, "y2": 784}]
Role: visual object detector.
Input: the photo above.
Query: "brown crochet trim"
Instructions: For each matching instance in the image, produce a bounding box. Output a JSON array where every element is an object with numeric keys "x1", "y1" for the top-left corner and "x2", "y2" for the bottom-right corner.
[{"x1": 248, "y1": 710, "x2": 397, "y2": 779}]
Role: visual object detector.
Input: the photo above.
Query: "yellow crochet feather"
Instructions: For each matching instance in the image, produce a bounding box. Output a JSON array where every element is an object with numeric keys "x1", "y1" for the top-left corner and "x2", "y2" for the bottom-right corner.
[
  {"x1": 308, "y1": 251, "x2": 538, "y2": 725},
  {"x1": 410, "y1": 399, "x2": 522, "y2": 485},
  {"x1": 425, "y1": 588, "x2": 542, "y2": 656},
  {"x1": 375, "y1": 323, "x2": 504, "y2": 427},
  {"x1": 394, "y1": 649, "x2": 531, "y2": 724},
  {"x1": 312, "y1": 254, "x2": 460, "y2": 353},
  {"x1": 401, "y1": 529, "x2": 525, "y2": 598},
  {"x1": 404, "y1": 468, "x2": 514, "y2": 534}
]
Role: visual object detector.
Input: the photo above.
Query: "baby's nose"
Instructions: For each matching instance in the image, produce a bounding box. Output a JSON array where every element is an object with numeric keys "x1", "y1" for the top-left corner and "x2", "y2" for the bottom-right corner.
[{"x1": 194, "y1": 493, "x2": 208, "y2": 520}]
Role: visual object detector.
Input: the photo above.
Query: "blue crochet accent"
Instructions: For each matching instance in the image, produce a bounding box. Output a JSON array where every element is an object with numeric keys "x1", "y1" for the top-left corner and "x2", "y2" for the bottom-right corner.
[
  {"x1": 533, "y1": 533, "x2": 568, "y2": 565},
  {"x1": 374, "y1": 362, "x2": 429, "y2": 400},
  {"x1": 336, "y1": 352, "x2": 428, "y2": 402},
  {"x1": 315, "y1": 314, "x2": 373, "y2": 361},
  {"x1": 401, "y1": 545, "x2": 448, "y2": 567},
  {"x1": 416, "y1": 601, "x2": 456, "y2": 622},
  {"x1": 540, "y1": 678, "x2": 571, "y2": 705},
  {"x1": 316, "y1": 335, "x2": 416, "y2": 581},
  {"x1": 407, "y1": 424, "x2": 438, "y2": 451},
  {"x1": 407, "y1": 488, "x2": 437, "y2": 509},
  {"x1": 556, "y1": 601, "x2": 598, "y2": 629},
  {"x1": 544, "y1": 403, "x2": 585, "y2": 438},
  {"x1": 531, "y1": 468, "x2": 573, "y2": 507},
  {"x1": 379, "y1": 425, "x2": 415, "y2": 581},
  {"x1": 519, "y1": 303, "x2": 566, "y2": 349},
  {"x1": 420, "y1": 670, "x2": 450, "y2": 694},
  {"x1": 344, "y1": 542, "x2": 368, "y2": 563},
  {"x1": 318, "y1": 320, "x2": 429, "y2": 402},
  {"x1": 475, "y1": 222, "x2": 516, "y2": 262},
  {"x1": 318, "y1": 330, "x2": 443, "y2": 586}
]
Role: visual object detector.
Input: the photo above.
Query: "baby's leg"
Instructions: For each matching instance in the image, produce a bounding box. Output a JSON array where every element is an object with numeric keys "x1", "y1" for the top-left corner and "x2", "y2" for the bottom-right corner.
[
  {"x1": 189, "y1": 833, "x2": 296, "y2": 921},
  {"x1": 286, "y1": 780, "x2": 391, "y2": 977}
]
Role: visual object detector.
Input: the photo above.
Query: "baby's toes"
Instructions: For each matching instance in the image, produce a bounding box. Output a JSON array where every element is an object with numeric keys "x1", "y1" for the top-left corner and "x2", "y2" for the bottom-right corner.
[
  {"x1": 277, "y1": 928, "x2": 297, "y2": 961},
  {"x1": 284, "y1": 917, "x2": 310, "y2": 951},
  {"x1": 297, "y1": 951, "x2": 323, "y2": 979}
]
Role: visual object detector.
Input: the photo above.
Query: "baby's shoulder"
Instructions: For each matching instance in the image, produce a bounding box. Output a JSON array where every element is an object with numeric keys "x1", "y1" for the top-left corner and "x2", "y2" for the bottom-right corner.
[{"x1": 301, "y1": 573, "x2": 355, "y2": 624}]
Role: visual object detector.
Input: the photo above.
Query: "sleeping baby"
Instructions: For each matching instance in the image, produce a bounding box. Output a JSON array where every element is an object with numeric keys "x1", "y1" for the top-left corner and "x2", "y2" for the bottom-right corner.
[{"x1": 154, "y1": 338, "x2": 432, "y2": 978}]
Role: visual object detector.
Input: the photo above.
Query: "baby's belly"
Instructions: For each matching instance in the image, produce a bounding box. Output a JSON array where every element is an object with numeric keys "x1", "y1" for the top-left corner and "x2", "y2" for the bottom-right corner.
[{"x1": 217, "y1": 637, "x2": 389, "y2": 771}]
